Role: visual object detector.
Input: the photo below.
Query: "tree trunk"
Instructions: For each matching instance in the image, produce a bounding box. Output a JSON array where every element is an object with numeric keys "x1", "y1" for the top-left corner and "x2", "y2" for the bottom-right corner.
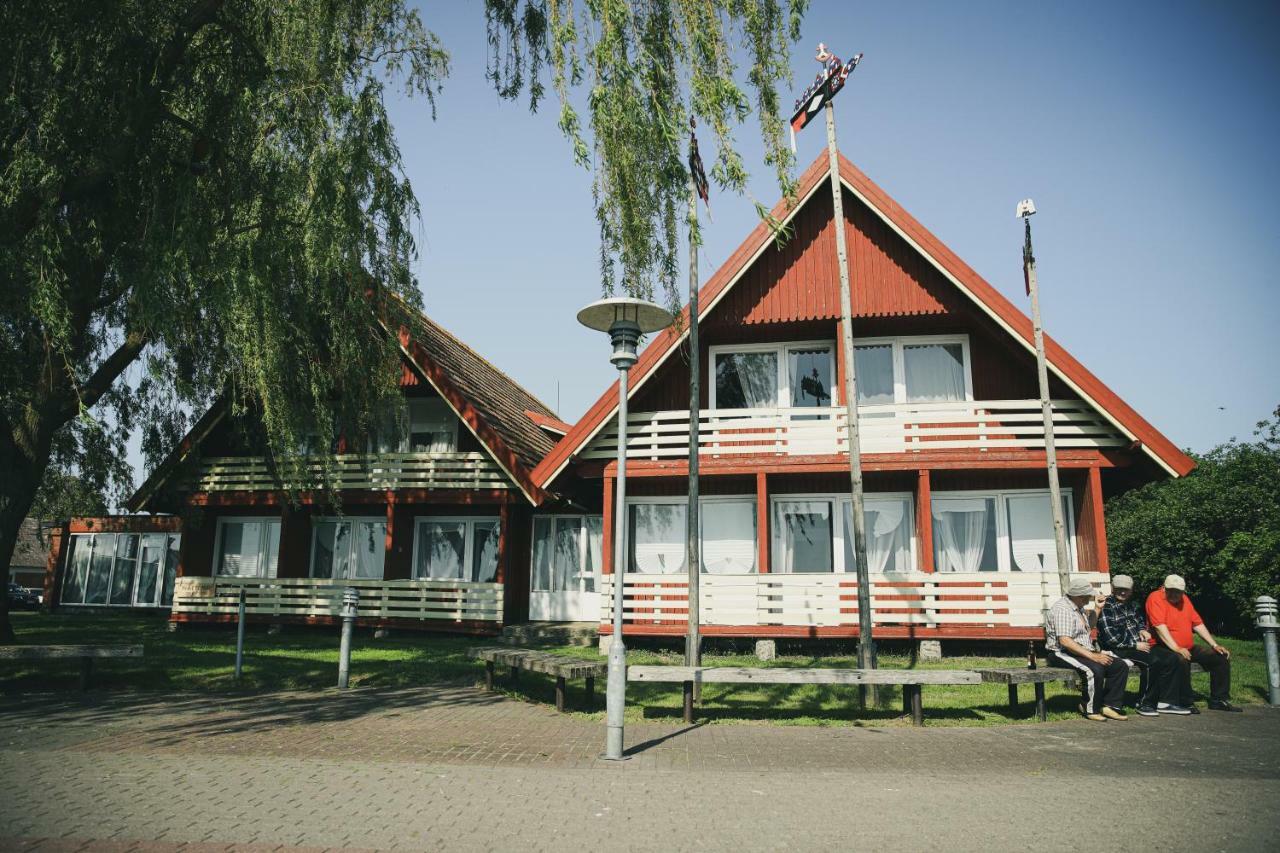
[{"x1": 0, "y1": 428, "x2": 51, "y2": 643}]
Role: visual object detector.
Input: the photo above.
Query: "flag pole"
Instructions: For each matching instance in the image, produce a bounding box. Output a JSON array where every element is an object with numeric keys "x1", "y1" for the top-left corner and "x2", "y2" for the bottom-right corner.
[
  {"x1": 684, "y1": 121, "x2": 708, "y2": 722},
  {"x1": 1020, "y1": 204, "x2": 1073, "y2": 594}
]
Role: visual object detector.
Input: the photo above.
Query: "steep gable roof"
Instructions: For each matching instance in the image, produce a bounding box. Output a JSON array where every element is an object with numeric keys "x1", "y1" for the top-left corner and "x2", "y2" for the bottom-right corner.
[{"x1": 532, "y1": 151, "x2": 1196, "y2": 486}]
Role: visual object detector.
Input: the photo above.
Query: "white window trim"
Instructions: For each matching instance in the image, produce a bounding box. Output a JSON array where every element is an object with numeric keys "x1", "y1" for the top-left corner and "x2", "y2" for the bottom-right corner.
[
  {"x1": 852, "y1": 333, "x2": 974, "y2": 405},
  {"x1": 625, "y1": 495, "x2": 759, "y2": 574},
  {"x1": 931, "y1": 487, "x2": 1076, "y2": 573},
  {"x1": 309, "y1": 516, "x2": 387, "y2": 580},
  {"x1": 530, "y1": 514, "x2": 603, "y2": 593},
  {"x1": 770, "y1": 492, "x2": 916, "y2": 574},
  {"x1": 214, "y1": 517, "x2": 281, "y2": 579},
  {"x1": 411, "y1": 515, "x2": 501, "y2": 582},
  {"x1": 133, "y1": 532, "x2": 175, "y2": 607},
  {"x1": 61, "y1": 532, "x2": 181, "y2": 608},
  {"x1": 708, "y1": 340, "x2": 836, "y2": 410}
]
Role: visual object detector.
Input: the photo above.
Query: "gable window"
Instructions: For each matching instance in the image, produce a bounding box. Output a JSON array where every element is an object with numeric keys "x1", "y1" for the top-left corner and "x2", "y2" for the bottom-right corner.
[
  {"x1": 372, "y1": 397, "x2": 458, "y2": 454},
  {"x1": 311, "y1": 518, "x2": 387, "y2": 580},
  {"x1": 413, "y1": 517, "x2": 500, "y2": 582},
  {"x1": 215, "y1": 518, "x2": 281, "y2": 578},
  {"x1": 711, "y1": 342, "x2": 834, "y2": 410},
  {"x1": 627, "y1": 497, "x2": 758, "y2": 575},
  {"x1": 931, "y1": 489, "x2": 1075, "y2": 573},
  {"x1": 853, "y1": 335, "x2": 972, "y2": 405}
]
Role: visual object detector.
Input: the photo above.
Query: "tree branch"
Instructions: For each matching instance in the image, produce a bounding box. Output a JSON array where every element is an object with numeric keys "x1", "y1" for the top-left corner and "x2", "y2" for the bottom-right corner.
[{"x1": 73, "y1": 331, "x2": 149, "y2": 414}]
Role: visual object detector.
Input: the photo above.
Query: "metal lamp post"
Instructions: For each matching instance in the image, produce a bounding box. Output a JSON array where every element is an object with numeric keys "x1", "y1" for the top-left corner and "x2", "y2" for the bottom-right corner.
[
  {"x1": 578, "y1": 296, "x2": 674, "y2": 761},
  {"x1": 1257, "y1": 595, "x2": 1280, "y2": 706}
]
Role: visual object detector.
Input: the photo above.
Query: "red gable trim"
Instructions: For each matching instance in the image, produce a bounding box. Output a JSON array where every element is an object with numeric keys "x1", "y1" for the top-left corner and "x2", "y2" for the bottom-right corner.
[
  {"x1": 525, "y1": 409, "x2": 571, "y2": 435},
  {"x1": 533, "y1": 152, "x2": 1194, "y2": 487},
  {"x1": 397, "y1": 326, "x2": 547, "y2": 505}
]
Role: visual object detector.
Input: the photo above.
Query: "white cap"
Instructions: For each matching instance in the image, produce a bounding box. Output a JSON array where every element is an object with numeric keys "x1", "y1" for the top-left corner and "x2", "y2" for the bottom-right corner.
[
  {"x1": 1111, "y1": 574, "x2": 1134, "y2": 590},
  {"x1": 1164, "y1": 574, "x2": 1187, "y2": 591}
]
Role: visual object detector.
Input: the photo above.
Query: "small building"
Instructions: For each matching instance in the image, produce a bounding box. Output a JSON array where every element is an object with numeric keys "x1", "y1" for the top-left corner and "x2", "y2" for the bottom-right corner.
[{"x1": 9, "y1": 519, "x2": 52, "y2": 590}]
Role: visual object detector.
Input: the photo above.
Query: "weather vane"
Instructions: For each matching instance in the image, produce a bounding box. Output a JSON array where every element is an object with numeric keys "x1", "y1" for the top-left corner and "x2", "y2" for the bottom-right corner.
[{"x1": 788, "y1": 43, "x2": 863, "y2": 151}]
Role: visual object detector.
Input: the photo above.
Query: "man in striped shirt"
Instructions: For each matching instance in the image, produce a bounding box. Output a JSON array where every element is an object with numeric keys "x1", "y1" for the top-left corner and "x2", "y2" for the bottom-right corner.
[{"x1": 1045, "y1": 578, "x2": 1131, "y2": 721}]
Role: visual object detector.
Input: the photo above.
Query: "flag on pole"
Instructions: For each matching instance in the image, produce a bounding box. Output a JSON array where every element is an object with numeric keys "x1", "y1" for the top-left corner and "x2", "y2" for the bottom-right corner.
[
  {"x1": 789, "y1": 47, "x2": 863, "y2": 149},
  {"x1": 689, "y1": 119, "x2": 711, "y2": 220}
]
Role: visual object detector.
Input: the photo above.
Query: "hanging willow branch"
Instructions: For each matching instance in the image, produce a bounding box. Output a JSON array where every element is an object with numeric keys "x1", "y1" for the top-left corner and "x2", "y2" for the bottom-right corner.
[{"x1": 485, "y1": 0, "x2": 808, "y2": 311}]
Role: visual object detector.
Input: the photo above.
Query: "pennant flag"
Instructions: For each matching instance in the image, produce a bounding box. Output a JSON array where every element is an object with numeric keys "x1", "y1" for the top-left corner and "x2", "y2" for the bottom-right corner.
[
  {"x1": 1022, "y1": 228, "x2": 1034, "y2": 296},
  {"x1": 789, "y1": 50, "x2": 863, "y2": 142},
  {"x1": 689, "y1": 122, "x2": 711, "y2": 220}
]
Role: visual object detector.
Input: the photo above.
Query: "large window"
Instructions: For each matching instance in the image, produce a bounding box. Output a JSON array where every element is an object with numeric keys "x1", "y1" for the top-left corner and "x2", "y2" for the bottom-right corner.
[
  {"x1": 215, "y1": 518, "x2": 281, "y2": 578},
  {"x1": 371, "y1": 397, "x2": 458, "y2": 453},
  {"x1": 711, "y1": 342, "x2": 834, "y2": 410},
  {"x1": 627, "y1": 498, "x2": 758, "y2": 575},
  {"x1": 772, "y1": 494, "x2": 915, "y2": 574},
  {"x1": 311, "y1": 518, "x2": 387, "y2": 580},
  {"x1": 413, "y1": 517, "x2": 500, "y2": 582},
  {"x1": 531, "y1": 516, "x2": 603, "y2": 592},
  {"x1": 931, "y1": 489, "x2": 1075, "y2": 573},
  {"x1": 853, "y1": 335, "x2": 972, "y2": 405},
  {"x1": 61, "y1": 532, "x2": 180, "y2": 607}
]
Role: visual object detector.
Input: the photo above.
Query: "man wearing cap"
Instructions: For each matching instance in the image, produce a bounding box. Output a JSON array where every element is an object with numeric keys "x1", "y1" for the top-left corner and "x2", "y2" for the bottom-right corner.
[
  {"x1": 1045, "y1": 578, "x2": 1131, "y2": 721},
  {"x1": 1097, "y1": 575, "x2": 1161, "y2": 716},
  {"x1": 1146, "y1": 574, "x2": 1240, "y2": 713}
]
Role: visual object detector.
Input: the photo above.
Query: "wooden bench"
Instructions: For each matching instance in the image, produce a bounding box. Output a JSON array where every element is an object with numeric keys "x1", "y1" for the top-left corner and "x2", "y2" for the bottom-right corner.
[
  {"x1": 468, "y1": 647, "x2": 606, "y2": 712},
  {"x1": 627, "y1": 666, "x2": 982, "y2": 726},
  {"x1": 980, "y1": 661, "x2": 1206, "y2": 721},
  {"x1": 0, "y1": 644, "x2": 143, "y2": 690}
]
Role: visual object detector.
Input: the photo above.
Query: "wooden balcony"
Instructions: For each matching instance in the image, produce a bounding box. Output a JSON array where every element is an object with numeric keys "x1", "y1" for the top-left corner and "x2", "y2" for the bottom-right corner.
[
  {"x1": 601, "y1": 571, "x2": 1110, "y2": 637},
  {"x1": 172, "y1": 576, "x2": 503, "y2": 624},
  {"x1": 581, "y1": 399, "x2": 1125, "y2": 461},
  {"x1": 190, "y1": 452, "x2": 512, "y2": 493}
]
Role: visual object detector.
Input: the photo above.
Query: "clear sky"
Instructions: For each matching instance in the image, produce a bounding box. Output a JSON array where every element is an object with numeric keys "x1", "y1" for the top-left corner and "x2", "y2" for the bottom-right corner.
[{"x1": 118, "y1": 2, "x2": 1280, "y2": 494}]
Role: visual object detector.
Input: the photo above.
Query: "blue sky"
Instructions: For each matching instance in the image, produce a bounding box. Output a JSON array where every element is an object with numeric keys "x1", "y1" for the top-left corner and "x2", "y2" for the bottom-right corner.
[{"x1": 114, "y1": 2, "x2": 1280, "y2": 494}]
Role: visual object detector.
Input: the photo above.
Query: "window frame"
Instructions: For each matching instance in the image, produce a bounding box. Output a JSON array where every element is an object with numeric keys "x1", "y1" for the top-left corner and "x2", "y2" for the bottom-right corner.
[
  {"x1": 59, "y1": 531, "x2": 181, "y2": 608},
  {"x1": 369, "y1": 395, "x2": 460, "y2": 454},
  {"x1": 852, "y1": 333, "x2": 974, "y2": 405},
  {"x1": 770, "y1": 491, "x2": 917, "y2": 575},
  {"x1": 708, "y1": 340, "x2": 836, "y2": 410},
  {"x1": 214, "y1": 517, "x2": 282, "y2": 579},
  {"x1": 309, "y1": 516, "x2": 388, "y2": 580},
  {"x1": 529, "y1": 514, "x2": 604, "y2": 593},
  {"x1": 624, "y1": 495, "x2": 759, "y2": 575},
  {"x1": 930, "y1": 487, "x2": 1076, "y2": 573},
  {"x1": 411, "y1": 515, "x2": 501, "y2": 583}
]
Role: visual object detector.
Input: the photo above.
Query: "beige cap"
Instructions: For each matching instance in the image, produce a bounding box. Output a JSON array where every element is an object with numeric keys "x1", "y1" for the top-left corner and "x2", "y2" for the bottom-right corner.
[
  {"x1": 1066, "y1": 579, "x2": 1094, "y2": 597},
  {"x1": 1164, "y1": 574, "x2": 1187, "y2": 591},
  {"x1": 1111, "y1": 574, "x2": 1134, "y2": 590}
]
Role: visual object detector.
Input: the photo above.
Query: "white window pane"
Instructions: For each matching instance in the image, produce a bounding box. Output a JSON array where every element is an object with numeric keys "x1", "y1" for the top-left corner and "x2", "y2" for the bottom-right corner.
[
  {"x1": 715, "y1": 352, "x2": 778, "y2": 409},
  {"x1": 218, "y1": 522, "x2": 259, "y2": 577},
  {"x1": 531, "y1": 518, "x2": 553, "y2": 591},
  {"x1": 552, "y1": 518, "x2": 582, "y2": 591},
  {"x1": 701, "y1": 501, "x2": 756, "y2": 574},
  {"x1": 312, "y1": 521, "x2": 347, "y2": 579},
  {"x1": 854, "y1": 345, "x2": 895, "y2": 404},
  {"x1": 417, "y1": 521, "x2": 466, "y2": 579},
  {"x1": 137, "y1": 535, "x2": 165, "y2": 606},
  {"x1": 630, "y1": 504, "x2": 687, "y2": 574},
  {"x1": 350, "y1": 521, "x2": 386, "y2": 580},
  {"x1": 263, "y1": 521, "x2": 281, "y2": 579},
  {"x1": 904, "y1": 343, "x2": 966, "y2": 402},
  {"x1": 932, "y1": 497, "x2": 999, "y2": 572},
  {"x1": 788, "y1": 348, "x2": 833, "y2": 407},
  {"x1": 1006, "y1": 493, "x2": 1074, "y2": 573},
  {"x1": 843, "y1": 497, "x2": 912, "y2": 573},
  {"x1": 472, "y1": 521, "x2": 500, "y2": 583},
  {"x1": 409, "y1": 398, "x2": 456, "y2": 452},
  {"x1": 62, "y1": 535, "x2": 92, "y2": 604},
  {"x1": 85, "y1": 534, "x2": 115, "y2": 602},
  {"x1": 773, "y1": 501, "x2": 833, "y2": 573},
  {"x1": 161, "y1": 535, "x2": 180, "y2": 606},
  {"x1": 584, "y1": 517, "x2": 603, "y2": 593},
  {"x1": 110, "y1": 534, "x2": 139, "y2": 605}
]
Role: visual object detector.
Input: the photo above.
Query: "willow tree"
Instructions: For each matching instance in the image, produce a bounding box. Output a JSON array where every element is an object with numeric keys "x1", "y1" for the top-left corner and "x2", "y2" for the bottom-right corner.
[
  {"x1": 484, "y1": 0, "x2": 808, "y2": 307},
  {"x1": 0, "y1": 0, "x2": 446, "y2": 638}
]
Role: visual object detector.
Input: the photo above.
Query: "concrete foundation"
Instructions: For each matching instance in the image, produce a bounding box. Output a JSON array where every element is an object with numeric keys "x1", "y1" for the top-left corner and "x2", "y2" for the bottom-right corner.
[
  {"x1": 755, "y1": 640, "x2": 777, "y2": 661},
  {"x1": 918, "y1": 640, "x2": 943, "y2": 661},
  {"x1": 598, "y1": 634, "x2": 613, "y2": 656}
]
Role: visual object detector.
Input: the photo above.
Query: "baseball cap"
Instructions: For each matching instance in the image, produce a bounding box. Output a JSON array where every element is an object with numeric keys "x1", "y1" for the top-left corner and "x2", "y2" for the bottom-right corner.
[
  {"x1": 1164, "y1": 574, "x2": 1187, "y2": 591},
  {"x1": 1111, "y1": 574, "x2": 1134, "y2": 590},
  {"x1": 1066, "y1": 579, "x2": 1094, "y2": 597}
]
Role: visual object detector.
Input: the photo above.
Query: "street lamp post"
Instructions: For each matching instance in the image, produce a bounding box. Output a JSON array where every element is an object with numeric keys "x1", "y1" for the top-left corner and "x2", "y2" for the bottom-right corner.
[{"x1": 578, "y1": 297, "x2": 674, "y2": 761}]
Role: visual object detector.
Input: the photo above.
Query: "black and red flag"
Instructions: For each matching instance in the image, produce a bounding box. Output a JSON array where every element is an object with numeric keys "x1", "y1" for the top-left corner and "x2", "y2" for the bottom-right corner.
[{"x1": 689, "y1": 118, "x2": 711, "y2": 218}]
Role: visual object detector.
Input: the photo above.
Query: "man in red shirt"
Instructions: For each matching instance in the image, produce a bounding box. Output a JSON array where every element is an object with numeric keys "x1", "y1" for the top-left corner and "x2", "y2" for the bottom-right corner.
[{"x1": 1145, "y1": 574, "x2": 1240, "y2": 713}]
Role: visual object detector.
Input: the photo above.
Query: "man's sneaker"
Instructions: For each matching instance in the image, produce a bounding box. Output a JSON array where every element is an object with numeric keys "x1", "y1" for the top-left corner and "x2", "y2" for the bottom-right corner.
[
  {"x1": 1208, "y1": 700, "x2": 1243, "y2": 713},
  {"x1": 1136, "y1": 703, "x2": 1158, "y2": 717},
  {"x1": 1188, "y1": 704, "x2": 1201, "y2": 715},
  {"x1": 1101, "y1": 706, "x2": 1128, "y2": 721},
  {"x1": 1157, "y1": 703, "x2": 1192, "y2": 715},
  {"x1": 1084, "y1": 712, "x2": 1107, "y2": 722}
]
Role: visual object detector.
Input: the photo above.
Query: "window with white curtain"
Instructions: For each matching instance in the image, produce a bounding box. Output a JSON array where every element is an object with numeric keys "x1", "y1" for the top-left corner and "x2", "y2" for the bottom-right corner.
[
  {"x1": 853, "y1": 335, "x2": 972, "y2": 405},
  {"x1": 772, "y1": 500, "x2": 834, "y2": 573},
  {"x1": 61, "y1": 532, "x2": 182, "y2": 607},
  {"x1": 311, "y1": 518, "x2": 387, "y2": 580},
  {"x1": 932, "y1": 490, "x2": 1075, "y2": 573},
  {"x1": 371, "y1": 397, "x2": 458, "y2": 453},
  {"x1": 413, "y1": 517, "x2": 499, "y2": 582},
  {"x1": 215, "y1": 518, "x2": 281, "y2": 578},
  {"x1": 531, "y1": 515, "x2": 603, "y2": 592},
  {"x1": 629, "y1": 503, "x2": 687, "y2": 574},
  {"x1": 701, "y1": 500, "x2": 757, "y2": 574},
  {"x1": 627, "y1": 499, "x2": 758, "y2": 575},
  {"x1": 711, "y1": 342, "x2": 835, "y2": 410},
  {"x1": 841, "y1": 495, "x2": 915, "y2": 574}
]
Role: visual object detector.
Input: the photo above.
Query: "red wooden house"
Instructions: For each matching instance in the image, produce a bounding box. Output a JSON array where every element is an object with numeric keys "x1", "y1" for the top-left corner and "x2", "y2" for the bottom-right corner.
[{"x1": 527, "y1": 151, "x2": 1195, "y2": 642}]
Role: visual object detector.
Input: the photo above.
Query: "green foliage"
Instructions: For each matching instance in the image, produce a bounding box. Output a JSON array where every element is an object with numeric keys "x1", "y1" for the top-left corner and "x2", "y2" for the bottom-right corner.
[
  {"x1": 0, "y1": 0, "x2": 447, "y2": 516},
  {"x1": 29, "y1": 468, "x2": 108, "y2": 521},
  {"x1": 1107, "y1": 406, "x2": 1280, "y2": 634},
  {"x1": 485, "y1": 0, "x2": 809, "y2": 310}
]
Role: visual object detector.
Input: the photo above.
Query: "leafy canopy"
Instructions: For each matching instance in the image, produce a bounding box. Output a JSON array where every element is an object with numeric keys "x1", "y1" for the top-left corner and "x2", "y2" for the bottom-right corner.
[
  {"x1": 486, "y1": 0, "x2": 809, "y2": 310},
  {"x1": 1106, "y1": 406, "x2": 1280, "y2": 634}
]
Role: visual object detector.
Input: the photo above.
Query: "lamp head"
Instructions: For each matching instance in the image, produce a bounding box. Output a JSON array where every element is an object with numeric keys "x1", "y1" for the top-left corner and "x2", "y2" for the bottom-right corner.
[{"x1": 576, "y1": 297, "x2": 674, "y2": 370}]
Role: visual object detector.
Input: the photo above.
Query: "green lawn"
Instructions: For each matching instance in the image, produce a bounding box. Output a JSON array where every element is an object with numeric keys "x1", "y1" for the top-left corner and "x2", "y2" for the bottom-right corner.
[{"x1": 4, "y1": 612, "x2": 1271, "y2": 727}]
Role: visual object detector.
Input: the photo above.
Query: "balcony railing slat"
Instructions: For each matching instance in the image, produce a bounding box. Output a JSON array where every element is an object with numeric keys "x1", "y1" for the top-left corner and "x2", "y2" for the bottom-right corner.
[{"x1": 190, "y1": 451, "x2": 512, "y2": 492}]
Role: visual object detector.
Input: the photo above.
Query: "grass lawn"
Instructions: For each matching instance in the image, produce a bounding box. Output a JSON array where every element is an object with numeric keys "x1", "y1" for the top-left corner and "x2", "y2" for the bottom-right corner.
[{"x1": 4, "y1": 612, "x2": 1271, "y2": 727}]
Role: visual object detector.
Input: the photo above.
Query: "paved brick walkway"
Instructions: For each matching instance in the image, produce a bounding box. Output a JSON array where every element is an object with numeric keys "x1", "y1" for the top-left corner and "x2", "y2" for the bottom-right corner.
[{"x1": 2, "y1": 685, "x2": 1277, "y2": 851}]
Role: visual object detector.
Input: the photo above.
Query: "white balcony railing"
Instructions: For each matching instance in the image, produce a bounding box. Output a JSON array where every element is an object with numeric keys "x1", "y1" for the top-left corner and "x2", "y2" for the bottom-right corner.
[
  {"x1": 190, "y1": 452, "x2": 512, "y2": 492},
  {"x1": 581, "y1": 399, "x2": 1125, "y2": 461},
  {"x1": 172, "y1": 576, "x2": 504, "y2": 623},
  {"x1": 602, "y1": 572, "x2": 1110, "y2": 631}
]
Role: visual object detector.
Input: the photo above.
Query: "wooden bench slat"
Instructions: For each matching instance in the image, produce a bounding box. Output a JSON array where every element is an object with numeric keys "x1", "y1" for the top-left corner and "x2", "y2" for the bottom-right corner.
[
  {"x1": 0, "y1": 645, "x2": 143, "y2": 660},
  {"x1": 468, "y1": 647, "x2": 606, "y2": 679},
  {"x1": 626, "y1": 666, "x2": 982, "y2": 685}
]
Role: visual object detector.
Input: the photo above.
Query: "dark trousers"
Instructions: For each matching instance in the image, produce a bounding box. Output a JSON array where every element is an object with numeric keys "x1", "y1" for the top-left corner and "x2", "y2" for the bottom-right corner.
[
  {"x1": 1048, "y1": 649, "x2": 1129, "y2": 713},
  {"x1": 1109, "y1": 646, "x2": 1155, "y2": 704},
  {"x1": 1151, "y1": 645, "x2": 1231, "y2": 705}
]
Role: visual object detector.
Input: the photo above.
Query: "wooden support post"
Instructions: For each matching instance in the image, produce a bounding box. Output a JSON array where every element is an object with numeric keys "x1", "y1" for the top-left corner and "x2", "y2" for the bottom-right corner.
[
  {"x1": 909, "y1": 684, "x2": 923, "y2": 726},
  {"x1": 79, "y1": 657, "x2": 93, "y2": 692},
  {"x1": 1034, "y1": 682, "x2": 1047, "y2": 722},
  {"x1": 917, "y1": 469, "x2": 934, "y2": 573},
  {"x1": 585, "y1": 676, "x2": 595, "y2": 707},
  {"x1": 485, "y1": 660, "x2": 495, "y2": 691},
  {"x1": 555, "y1": 676, "x2": 567, "y2": 713},
  {"x1": 756, "y1": 472, "x2": 770, "y2": 573},
  {"x1": 1088, "y1": 465, "x2": 1109, "y2": 571},
  {"x1": 1007, "y1": 683, "x2": 1019, "y2": 709},
  {"x1": 602, "y1": 476, "x2": 615, "y2": 576},
  {"x1": 683, "y1": 680, "x2": 695, "y2": 724}
]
